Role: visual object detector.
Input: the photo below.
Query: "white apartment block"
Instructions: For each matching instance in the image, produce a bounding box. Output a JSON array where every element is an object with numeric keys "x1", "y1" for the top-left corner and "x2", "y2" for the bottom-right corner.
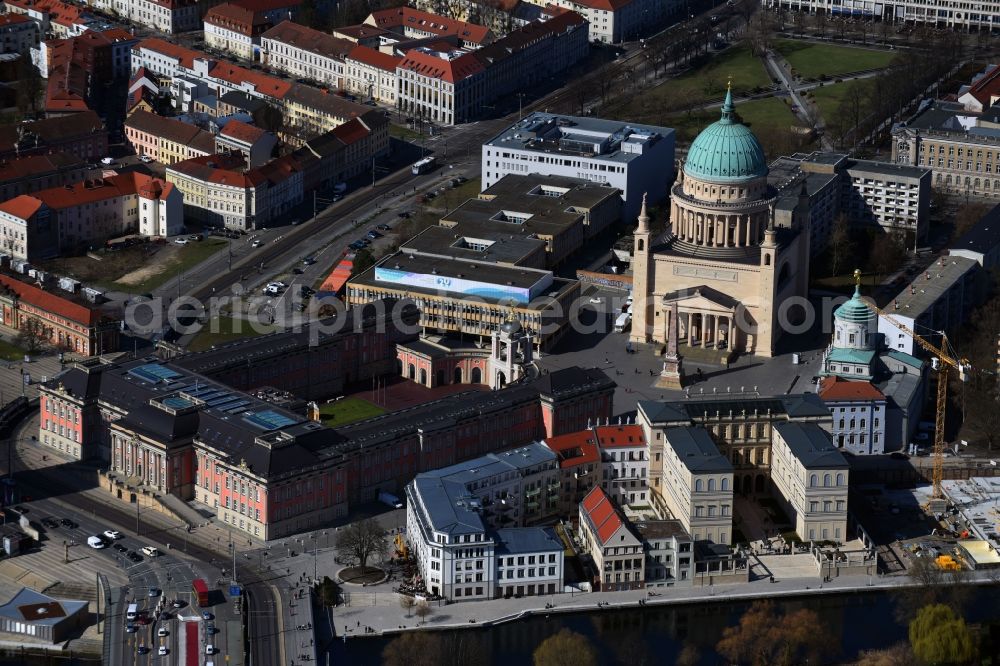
[
  {"x1": 843, "y1": 159, "x2": 931, "y2": 242},
  {"x1": 659, "y1": 427, "x2": 734, "y2": 544},
  {"x1": 765, "y1": 0, "x2": 1000, "y2": 32},
  {"x1": 344, "y1": 45, "x2": 400, "y2": 105},
  {"x1": 482, "y1": 112, "x2": 675, "y2": 221},
  {"x1": 404, "y1": 443, "x2": 564, "y2": 601},
  {"x1": 259, "y1": 21, "x2": 350, "y2": 88},
  {"x1": 203, "y1": 4, "x2": 263, "y2": 61},
  {"x1": 770, "y1": 422, "x2": 849, "y2": 544},
  {"x1": 99, "y1": 0, "x2": 201, "y2": 34},
  {"x1": 533, "y1": 0, "x2": 679, "y2": 43},
  {"x1": 593, "y1": 424, "x2": 649, "y2": 508}
]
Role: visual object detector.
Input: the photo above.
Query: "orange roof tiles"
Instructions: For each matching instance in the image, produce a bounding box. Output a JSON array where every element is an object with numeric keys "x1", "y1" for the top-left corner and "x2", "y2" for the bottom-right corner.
[
  {"x1": 367, "y1": 7, "x2": 492, "y2": 45},
  {"x1": 125, "y1": 110, "x2": 216, "y2": 153},
  {"x1": 580, "y1": 486, "x2": 625, "y2": 545},
  {"x1": 0, "y1": 14, "x2": 32, "y2": 26},
  {"x1": 134, "y1": 37, "x2": 205, "y2": 70},
  {"x1": 0, "y1": 273, "x2": 104, "y2": 326},
  {"x1": 594, "y1": 424, "x2": 645, "y2": 448},
  {"x1": 0, "y1": 195, "x2": 44, "y2": 220},
  {"x1": 231, "y1": 0, "x2": 301, "y2": 11},
  {"x1": 819, "y1": 376, "x2": 886, "y2": 401},
  {"x1": 330, "y1": 117, "x2": 371, "y2": 145},
  {"x1": 347, "y1": 44, "x2": 401, "y2": 73},
  {"x1": 398, "y1": 48, "x2": 483, "y2": 84},
  {"x1": 220, "y1": 119, "x2": 268, "y2": 144},
  {"x1": 204, "y1": 2, "x2": 270, "y2": 35},
  {"x1": 543, "y1": 430, "x2": 599, "y2": 469},
  {"x1": 209, "y1": 62, "x2": 291, "y2": 99}
]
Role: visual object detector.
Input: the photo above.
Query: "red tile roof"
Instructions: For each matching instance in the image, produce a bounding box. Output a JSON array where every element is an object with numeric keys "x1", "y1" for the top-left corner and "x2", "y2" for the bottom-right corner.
[
  {"x1": 260, "y1": 20, "x2": 354, "y2": 60},
  {"x1": 204, "y1": 2, "x2": 270, "y2": 34},
  {"x1": 125, "y1": 110, "x2": 215, "y2": 153},
  {"x1": 330, "y1": 117, "x2": 371, "y2": 145},
  {"x1": 220, "y1": 119, "x2": 268, "y2": 144},
  {"x1": 580, "y1": 486, "x2": 625, "y2": 545},
  {"x1": 133, "y1": 38, "x2": 205, "y2": 70},
  {"x1": 168, "y1": 153, "x2": 266, "y2": 188},
  {"x1": 398, "y1": 48, "x2": 483, "y2": 85},
  {"x1": 27, "y1": 172, "x2": 154, "y2": 209},
  {"x1": 0, "y1": 195, "x2": 44, "y2": 220},
  {"x1": 209, "y1": 61, "x2": 292, "y2": 99},
  {"x1": 347, "y1": 44, "x2": 401, "y2": 72},
  {"x1": 0, "y1": 273, "x2": 104, "y2": 326},
  {"x1": 543, "y1": 430, "x2": 599, "y2": 469},
  {"x1": 0, "y1": 14, "x2": 32, "y2": 26},
  {"x1": 367, "y1": 7, "x2": 492, "y2": 45},
  {"x1": 819, "y1": 376, "x2": 885, "y2": 401},
  {"x1": 100, "y1": 28, "x2": 138, "y2": 43},
  {"x1": 594, "y1": 424, "x2": 645, "y2": 448},
  {"x1": 967, "y1": 64, "x2": 1000, "y2": 107},
  {"x1": 0, "y1": 153, "x2": 85, "y2": 183}
]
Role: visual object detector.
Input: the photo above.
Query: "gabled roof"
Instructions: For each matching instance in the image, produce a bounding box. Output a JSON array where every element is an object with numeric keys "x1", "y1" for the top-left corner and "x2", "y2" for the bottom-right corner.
[
  {"x1": 0, "y1": 195, "x2": 44, "y2": 220},
  {"x1": 397, "y1": 48, "x2": 484, "y2": 85},
  {"x1": 965, "y1": 64, "x2": 1000, "y2": 107},
  {"x1": 125, "y1": 109, "x2": 215, "y2": 153},
  {"x1": 347, "y1": 44, "x2": 402, "y2": 72},
  {"x1": 663, "y1": 427, "x2": 732, "y2": 473},
  {"x1": 209, "y1": 62, "x2": 292, "y2": 99},
  {"x1": 367, "y1": 7, "x2": 492, "y2": 45},
  {"x1": 260, "y1": 20, "x2": 353, "y2": 60},
  {"x1": 819, "y1": 376, "x2": 885, "y2": 402},
  {"x1": 204, "y1": 2, "x2": 270, "y2": 34},
  {"x1": 0, "y1": 273, "x2": 105, "y2": 326},
  {"x1": 543, "y1": 429, "x2": 599, "y2": 469},
  {"x1": 219, "y1": 119, "x2": 268, "y2": 145},
  {"x1": 593, "y1": 424, "x2": 644, "y2": 448},
  {"x1": 580, "y1": 486, "x2": 634, "y2": 546},
  {"x1": 133, "y1": 37, "x2": 204, "y2": 70}
]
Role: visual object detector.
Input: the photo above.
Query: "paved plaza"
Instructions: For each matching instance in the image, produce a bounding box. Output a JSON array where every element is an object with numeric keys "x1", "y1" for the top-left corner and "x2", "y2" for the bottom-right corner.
[{"x1": 536, "y1": 286, "x2": 834, "y2": 416}]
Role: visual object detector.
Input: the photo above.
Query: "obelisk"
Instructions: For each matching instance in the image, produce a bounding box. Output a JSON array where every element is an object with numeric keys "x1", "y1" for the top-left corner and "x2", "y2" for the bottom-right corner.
[{"x1": 656, "y1": 299, "x2": 685, "y2": 389}]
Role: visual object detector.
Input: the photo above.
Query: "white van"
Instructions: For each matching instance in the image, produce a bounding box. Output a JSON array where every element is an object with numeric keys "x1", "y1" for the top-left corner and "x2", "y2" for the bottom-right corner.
[
  {"x1": 126, "y1": 603, "x2": 138, "y2": 621},
  {"x1": 141, "y1": 546, "x2": 159, "y2": 557},
  {"x1": 614, "y1": 312, "x2": 632, "y2": 333},
  {"x1": 87, "y1": 536, "x2": 105, "y2": 549}
]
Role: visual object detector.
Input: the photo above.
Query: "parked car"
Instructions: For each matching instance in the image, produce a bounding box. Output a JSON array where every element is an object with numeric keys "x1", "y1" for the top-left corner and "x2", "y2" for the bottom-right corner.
[
  {"x1": 174, "y1": 238, "x2": 189, "y2": 245},
  {"x1": 114, "y1": 544, "x2": 127, "y2": 552},
  {"x1": 252, "y1": 239, "x2": 264, "y2": 248},
  {"x1": 100, "y1": 157, "x2": 114, "y2": 165},
  {"x1": 103, "y1": 529, "x2": 122, "y2": 540},
  {"x1": 139, "y1": 155, "x2": 153, "y2": 163},
  {"x1": 292, "y1": 267, "x2": 304, "y2": 275},
  {"x1": 376, "y1": 223, "x2": 392, "y2": 231},
  {"x1": 60, "y1": 518, "x2": 77, "y2": 529}
]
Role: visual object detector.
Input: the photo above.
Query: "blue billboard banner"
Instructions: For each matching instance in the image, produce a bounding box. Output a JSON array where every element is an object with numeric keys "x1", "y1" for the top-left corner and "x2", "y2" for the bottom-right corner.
[{"x1": 375, "y1": 267, "x2": 533, "y2": 303}]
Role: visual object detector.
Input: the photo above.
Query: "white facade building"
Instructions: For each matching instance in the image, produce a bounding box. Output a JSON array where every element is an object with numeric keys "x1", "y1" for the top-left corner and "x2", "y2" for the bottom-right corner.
[
  {"x1": 659, "y1": 427, "x2": 734, "y2": 544},
  {"x1": 533, "y1": 0, "x2": 680, "y2": 43},
  {"x1": 770, "y1": 422, "x2": 849, "y2": 544},
  {"x1": 593, "y1": 424, "x2": 648, "y2": 508},
  {"x1": 259, "y1": 20, "x2": 350, "y2": 88},
  {"x1": 765, "y1": 0, "x2": 1000, "y2": 33},
  {"x1": 404, "y1": 443, "x2": 564, "y2": 601},
  {"x1": 820, "y1": 378, "x2": 887, "y2": 456},
  {"x1": 482, "y1": 113, "x2": 674, "y2": 220}
]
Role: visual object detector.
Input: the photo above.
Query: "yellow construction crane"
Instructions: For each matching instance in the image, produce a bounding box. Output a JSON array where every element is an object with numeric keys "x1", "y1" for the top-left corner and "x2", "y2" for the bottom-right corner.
[{"x1": 855, "y1": 269, "x2": 972, "y2": 502}]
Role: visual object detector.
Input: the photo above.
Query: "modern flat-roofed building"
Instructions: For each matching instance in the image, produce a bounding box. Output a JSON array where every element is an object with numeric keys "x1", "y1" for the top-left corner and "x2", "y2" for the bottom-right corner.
[
  {"x1": 483, "y1": 113, "x2": 674, "y2": 221},
  {"x1": 770, "y1": 422, "x2": 849, "y2": 544},
  {"x1": 346, "y1": 249, "x2": 580, "y2": 350},
  {"x1": 878, "y1": 256, "x2": 984, "y2": 356},
  {"x1": 0, "y1": 588, "x2": 88, "y2": 643}
]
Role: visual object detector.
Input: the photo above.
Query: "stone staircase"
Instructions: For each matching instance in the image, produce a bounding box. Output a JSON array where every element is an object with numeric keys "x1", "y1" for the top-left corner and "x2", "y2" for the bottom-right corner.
[{"x1": 678, "y1": 343, "x2": 735, "y2": 367}]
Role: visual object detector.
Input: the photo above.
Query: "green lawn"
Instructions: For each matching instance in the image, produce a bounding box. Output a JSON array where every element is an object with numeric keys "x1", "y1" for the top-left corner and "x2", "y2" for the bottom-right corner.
[
  {"x1": 319, "y1": 397, "x2": 385, "y2": 427},
  {"x1": 186, "y1": 315, "x2": 278, "y2": 352},
  {"x1": 663, "y1": 96, "x2": 807, "y2": 151},
  {"x1": 117, "y1": 238, "x2": 228, "y2": 294},
  {"x1": 808, "y1": 79, "x2": 874, "y2": 125},
  {"x1": 603, "y1": 44, "x2": 772, "y2": 124},
  {"x1": 0, "y1": 339, "x2": 26, "y2": 362},
  {"x1": 774, "y1": 39, "x2": 895, "y2": 79}
]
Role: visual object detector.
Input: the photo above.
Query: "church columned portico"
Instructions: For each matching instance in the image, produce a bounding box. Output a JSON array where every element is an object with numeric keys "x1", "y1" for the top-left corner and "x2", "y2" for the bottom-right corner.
[{"x1": 630, "y1": 84, "x2": 811, "y2": 358}]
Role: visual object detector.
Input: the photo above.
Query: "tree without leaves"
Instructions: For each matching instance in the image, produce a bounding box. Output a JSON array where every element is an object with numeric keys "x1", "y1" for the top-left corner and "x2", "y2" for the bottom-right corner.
[
  {"x1": 716, "y1": 600, "x2": 830, "y2": 666},
  {"x1": 828, "y1": 214, "x2": 854, "y2": 278},
  {"x1": 533, "y1": 628, "x2": 598, "y2": 666},
  {"x1": 868, "y1": 232, "x2": 906, "y2": 279},
  {"x1": 848, "y1": 643, "x2": 915, "y2": 666},
  {"x1": 382, "y1": 631, "x2": 444, "y2": 666},
  {"x1": 16, "y1": 56, "x2": 41, "y2": 117},
  {"x1": 675, "y1": 643, "x2": 701, "y2": 666},
  {"x1": 335, "y1": 518, "x2": 387, "y2": 570},
  {"x1": 16, "y1": 317, "x2": 49, "y2": 355},
  {"x1": 414, "y1": 601, "x2": 432, "y2": 625},
  {"x1": 399, "y1": 595, "x2": 415, "y2": 617},
  {"x1": 909, "y1": 604, "x2": 976, "y2": 665}
]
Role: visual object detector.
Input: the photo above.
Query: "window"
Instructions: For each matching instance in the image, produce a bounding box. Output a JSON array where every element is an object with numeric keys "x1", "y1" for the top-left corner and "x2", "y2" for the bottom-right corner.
[{"x1": 809, "y1": 474, "x2": 818, "y2": 487}]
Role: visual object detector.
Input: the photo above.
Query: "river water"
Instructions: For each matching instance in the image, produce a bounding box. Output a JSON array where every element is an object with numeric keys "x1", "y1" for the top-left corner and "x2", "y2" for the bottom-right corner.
[{"x1": 328, "y1": 586, "x2": 999, "y2": 665}]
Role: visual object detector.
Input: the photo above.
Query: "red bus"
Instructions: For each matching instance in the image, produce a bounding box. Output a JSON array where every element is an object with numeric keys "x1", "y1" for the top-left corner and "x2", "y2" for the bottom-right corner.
[{"x1": 192, "y1": 578, "x2": 209, "y2": 607}]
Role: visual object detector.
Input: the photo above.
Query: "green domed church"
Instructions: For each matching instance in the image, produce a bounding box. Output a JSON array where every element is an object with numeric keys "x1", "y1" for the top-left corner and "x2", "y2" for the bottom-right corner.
[{"x1": 630, "y1": 87, "x2": 811, "y2": 358}]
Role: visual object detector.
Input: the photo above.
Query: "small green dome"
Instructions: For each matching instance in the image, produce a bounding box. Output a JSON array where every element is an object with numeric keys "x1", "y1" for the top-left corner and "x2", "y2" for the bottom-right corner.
[
  {"x1": 835, "y1": 285, "x2": 875, "y2": 324},
  {"x1": 684, "y1": 89, "x2": 768, "y2": 183}
]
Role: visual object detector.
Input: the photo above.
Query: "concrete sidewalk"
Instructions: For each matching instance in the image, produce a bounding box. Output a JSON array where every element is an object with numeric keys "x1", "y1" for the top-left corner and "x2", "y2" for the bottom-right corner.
[{"x1": 330, "y1": 569, "x2": 999, "y2": 637}]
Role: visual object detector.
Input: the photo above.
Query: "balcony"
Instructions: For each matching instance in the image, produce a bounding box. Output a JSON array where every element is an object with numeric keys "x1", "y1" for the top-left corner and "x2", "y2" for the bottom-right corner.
[{"x1": 525, "y1": 487, "x2": 541, "y2": 498}]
